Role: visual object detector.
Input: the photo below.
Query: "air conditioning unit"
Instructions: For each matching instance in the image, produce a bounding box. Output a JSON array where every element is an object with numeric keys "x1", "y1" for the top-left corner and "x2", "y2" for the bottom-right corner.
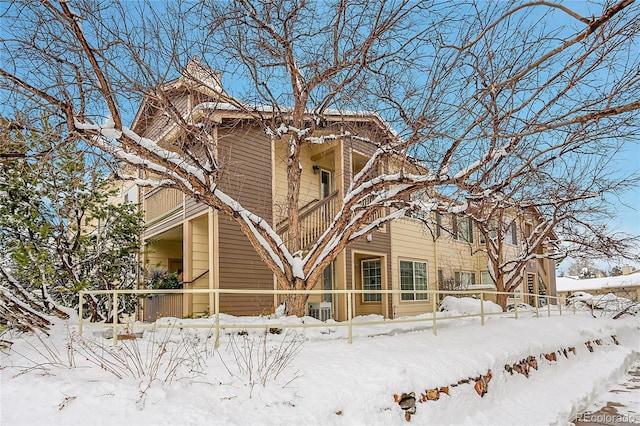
[{"x1": 307, "y1": 302, "x2": 332, "y2": 321}]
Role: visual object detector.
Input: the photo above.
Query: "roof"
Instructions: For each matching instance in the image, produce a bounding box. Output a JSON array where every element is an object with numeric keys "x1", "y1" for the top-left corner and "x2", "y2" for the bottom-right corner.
[{"x1": 555, "y1": 273, "x2": 640, "y2": 292}]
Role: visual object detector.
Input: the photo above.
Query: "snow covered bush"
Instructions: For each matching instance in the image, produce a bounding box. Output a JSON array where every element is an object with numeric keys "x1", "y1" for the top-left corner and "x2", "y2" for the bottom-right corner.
[
  {"x1": 567, "y1": 291, "x2": 639, "y2": 315},
  {"x1": 439, "y1": 296, "x2": 503, "y2": 315}
]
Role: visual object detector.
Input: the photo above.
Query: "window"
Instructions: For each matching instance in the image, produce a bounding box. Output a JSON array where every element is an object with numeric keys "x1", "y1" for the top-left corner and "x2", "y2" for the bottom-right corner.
[
  {"x1": 454, "y1": 271, "x2": 476, "y2": 287},
  {"x1": 320, "y1": 170, "x2": 333, "y2": 198},
  {"x1": 525, "y1": 223, "x2": 533, "y2": 238},
  {"x1": 362, "y1": 259, "x2": 382, "y2": 302},
  {"x1": 322, "y1": 263, "x2": 334, "y2": 303},
  {"x1": 453, "y1": 216, "x2": 473, "y2": 243},
  {"x1": 124, "y1": 187, "x2": 138, "y2": 204},
  {"x1": 479, "y1": 219, "x2": 497, "y2": 244},
  {"x1": 400, "y1": 260, "x2": 428, "y2": 301},
  {"x1": 480, "y1": 272, "x2": 495, "y2": 286},
  {"x1": 506, "y1": 221, "x2": 518, "y2": 245},
  {"x1": 435, "y1": 212, "x2": 443, "y2": 237}
]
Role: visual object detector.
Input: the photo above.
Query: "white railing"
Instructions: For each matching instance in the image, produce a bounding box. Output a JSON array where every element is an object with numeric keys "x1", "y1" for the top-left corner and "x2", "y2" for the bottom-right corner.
[{"x1": 79, "y1": 288, "x2": 581, "y2": 346}]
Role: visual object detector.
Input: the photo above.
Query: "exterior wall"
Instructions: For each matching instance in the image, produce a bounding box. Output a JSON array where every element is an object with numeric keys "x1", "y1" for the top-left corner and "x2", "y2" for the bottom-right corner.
[
  {"x1": 434, "y1": 214, "x2": 480, "y2": 287},
  {"x1": 217, "y1": 215, "x2": 273, "y2": 315},
  {"x1": 217, "y1": 124, "x2": 273, "y2": 222},
  {"x1": 138, "y1": 93, "x2": 190, "y2": 141},
  {"x1": 346, "y1": 233, "x2": 392, "y2": 317},
  {"x1": 131, "y1": 85, "x2": 559, "y2": 319},
  {"x1": 190, "y1": 215, "x2": 210, "y2": 315},
  {"x1": 273, "y1": 138, "x2": 339, "y2": 225},
  {"x1": 145, "y1": 240, "x2": 182, "y2": 272},
  {"x1": 215, "y1": 123, "x2": 274, "y2": 315},
  {"x1": 185, "y1": 196, "x2": 208, "y2": 220},
  {"x1": 389, "y1": 218, "x2": 437, "y2": 318}
]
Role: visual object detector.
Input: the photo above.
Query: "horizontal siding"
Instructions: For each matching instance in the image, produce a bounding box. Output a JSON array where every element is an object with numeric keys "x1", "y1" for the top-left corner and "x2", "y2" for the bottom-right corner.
[
  {"x1": 390, "y1": 218, "x2": 436, "y2": 317},
  {"x1": 273, "y1": 142, "x2": 322, "y2": 225},
  {"x1": 144, "y1": 213, "x2": 183, "y2": 239},
  {"x1": 185, "y1": 197, "x2": 208, "y2": 219},
  {"x1": 140, "y1": 93, "x2": 190, "y2": 141},
  {"x1": 218, "y1": 215, "x2": 273, "y2": 316},
  {"x1": 217, "y1": 124, "x2": 273, "y2": 222},
  {"x1": 215, "y1": 122, "x2": 274, "y2": 315}
]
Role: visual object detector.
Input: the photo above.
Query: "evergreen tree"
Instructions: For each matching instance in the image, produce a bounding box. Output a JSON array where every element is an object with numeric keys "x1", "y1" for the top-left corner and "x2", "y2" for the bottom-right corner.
[{"x1": 0, "y1": 122, "x2": 144, "y2": 331}]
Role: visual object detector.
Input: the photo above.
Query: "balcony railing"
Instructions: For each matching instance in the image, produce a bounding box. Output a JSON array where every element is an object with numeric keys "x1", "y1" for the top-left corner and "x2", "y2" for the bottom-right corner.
[
  {"x1": 277, "y1": 191, "x2": 338, "y2": 250},
  {"x1": 144, "y1": 187, "x2": 183, "y2": 221}
]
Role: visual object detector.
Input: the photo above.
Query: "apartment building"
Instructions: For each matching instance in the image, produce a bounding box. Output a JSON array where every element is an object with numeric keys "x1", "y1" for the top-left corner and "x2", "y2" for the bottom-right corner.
[{"x1": 122, "y1": 62, "x2": 555, "y2": 321}]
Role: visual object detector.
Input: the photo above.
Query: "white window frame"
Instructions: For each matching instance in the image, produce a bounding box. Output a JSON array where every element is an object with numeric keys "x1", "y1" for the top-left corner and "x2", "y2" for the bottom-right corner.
[
  {"x1": 319, "y1": 169, "x2": 334, "y2": 199},
  {"x1": 400, "y1": 260, "x2": 429, "y2": 301},
  {"x1": 506, "y1": 221, "x2": 518, "y2": 245},
  {"x1": 454, "y1": 216, "x2": 474, "y2": 243},
  {"x1": 455, "y1": 271, "x2": 476, "y2": 288}
]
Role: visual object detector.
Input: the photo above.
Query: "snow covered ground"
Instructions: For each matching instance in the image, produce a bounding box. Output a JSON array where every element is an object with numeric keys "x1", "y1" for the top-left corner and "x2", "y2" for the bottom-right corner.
[{"x1": 1, "y1": 302, "x2": 638, "y2": 426}]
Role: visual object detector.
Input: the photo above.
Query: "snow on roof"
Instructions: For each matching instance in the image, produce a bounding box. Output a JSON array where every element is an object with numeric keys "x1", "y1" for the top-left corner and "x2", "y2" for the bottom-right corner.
[{"x1": 556, "y1": 273, "x2": 640, "y2": 292}]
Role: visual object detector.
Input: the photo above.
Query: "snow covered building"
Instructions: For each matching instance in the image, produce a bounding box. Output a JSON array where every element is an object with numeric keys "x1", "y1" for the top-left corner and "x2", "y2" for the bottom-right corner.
[
  {"x1": 556, "y1": 269, "x2": 640, "y2": 302},
  {"x1": 123, "y1": 61, "x2": 555, "y2": 321}
]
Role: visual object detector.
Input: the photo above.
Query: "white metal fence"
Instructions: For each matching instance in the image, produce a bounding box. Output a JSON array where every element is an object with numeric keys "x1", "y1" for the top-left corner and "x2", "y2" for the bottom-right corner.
[{"x1": 77, "y1": 288, "x2": 592, "y2": 346}]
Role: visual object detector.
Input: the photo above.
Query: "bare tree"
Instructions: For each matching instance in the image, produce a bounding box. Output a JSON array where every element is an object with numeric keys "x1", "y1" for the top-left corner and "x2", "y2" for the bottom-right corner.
[
  {"x1": 453, "y1": 153, "x2": 640, "y2": 307},
  {"x1": 1, "y1": 0, "x2": 639, "y2": 315}
]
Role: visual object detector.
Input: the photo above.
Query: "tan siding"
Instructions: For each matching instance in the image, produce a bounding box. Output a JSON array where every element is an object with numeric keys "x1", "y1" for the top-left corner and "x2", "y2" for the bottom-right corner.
[
  {"x1": 390, "y1": 218, "x2": 436, "y2": 317},
  {"x1": 185, "y1": 196, "x2": 208, "y2": 219},
  {"x1": 146, "y1": 240, "x2": 182, "y2": 271},
  {"x1": 140, "y1": 93, "x2": 190, "y2": 141},
  {"x1": 273, "y1": 142, "x2": 328, "y2": 225},
  {"x1": 191, "y1": 216, "x2": 209, "y2": 314},
  {"x1": 435, "y1": 213, "x2": 479, "y2": 285},
  {"x1": 144, "y1": 187, "x2": 183, "y2": 221},
  {"x1": 145, "y1": 213, "x2": 183, "y2": 238}
]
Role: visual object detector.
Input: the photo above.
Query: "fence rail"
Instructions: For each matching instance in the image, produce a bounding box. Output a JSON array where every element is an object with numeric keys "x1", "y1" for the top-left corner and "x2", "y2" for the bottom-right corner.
[{"x1": 78, "y1": 288, "x2": 588, "y2": 346}]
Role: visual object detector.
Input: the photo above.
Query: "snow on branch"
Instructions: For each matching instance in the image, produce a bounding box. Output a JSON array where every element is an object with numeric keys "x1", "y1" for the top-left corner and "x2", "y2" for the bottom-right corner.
[
  {"x1": 74, "y1": 119, "x2": 208, "y2": 185},
  {"x1": 114, "y1": 173, "x2": 176, "y2": 189}
]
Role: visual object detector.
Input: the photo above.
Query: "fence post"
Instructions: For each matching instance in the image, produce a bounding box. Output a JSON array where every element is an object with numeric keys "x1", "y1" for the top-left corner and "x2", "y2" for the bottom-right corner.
[
  {"x1": 347, "y1": 290, "x2": 353, "y2": 344},
  {"x1": 559, "y1": 298, "x2": 562, "y2": 316},
  {"x1": 78, "y1": 291, "x2": 84, "y2": 337},
  {"x1": 547, "y1": 300, "x2": 551, "y2": 317},
  {"x1": 534, "y1": 293, "x2": 540, "y2": 318},
  {"x1": 432, "y1": 290, "x2": 438, "y2": 336},
  {"x1": 112, "y1": 292, "x2": 119, "y2": 345},
  {"x1": 480, "y1": 292, "x2": 485, "y2": 326},
  {"x1": 514, "y1": 300, "x2": 518, "y2": 320},
  {"x1": 214, "y1": 289, "x2": 220, "y2": 349}
]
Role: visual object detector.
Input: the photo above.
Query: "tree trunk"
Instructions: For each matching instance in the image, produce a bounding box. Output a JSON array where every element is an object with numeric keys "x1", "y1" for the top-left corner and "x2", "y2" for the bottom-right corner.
[
  {"x1": 281, "y1": 276, "x2": 311, "y2": 316},
  {"x1": 495, "y1": 292, "x2": 509, "y2": 310},
  {"x1": 284, "y1": 293, "x2": 310, "y2": 317}
]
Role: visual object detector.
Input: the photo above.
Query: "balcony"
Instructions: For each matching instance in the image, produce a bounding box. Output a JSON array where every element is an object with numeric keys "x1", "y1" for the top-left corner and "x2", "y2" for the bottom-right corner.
[
  {"x1": 277, "y1": 191, "x2": 338, "y2": 251},
  {"x1": 144, "y1": 187, "x2": 183, "y2": 222}
]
